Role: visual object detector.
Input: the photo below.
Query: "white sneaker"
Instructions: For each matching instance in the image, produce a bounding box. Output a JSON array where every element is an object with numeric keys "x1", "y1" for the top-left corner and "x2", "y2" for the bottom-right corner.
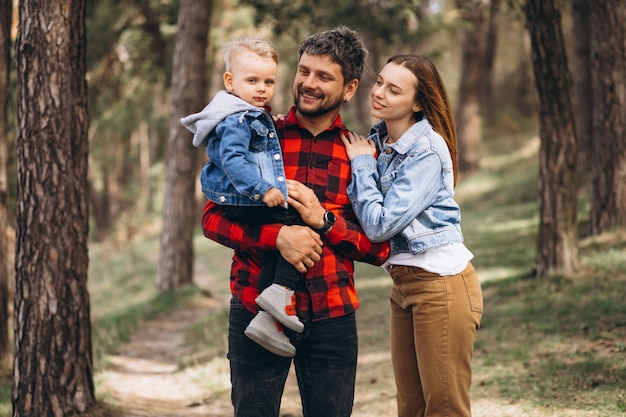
[
  {"x1": 244, "y1": 311, "x2": 296, "y2": 357},
  {"x1": 256, "y1": 284, "x2": 305, "y2": 333}
]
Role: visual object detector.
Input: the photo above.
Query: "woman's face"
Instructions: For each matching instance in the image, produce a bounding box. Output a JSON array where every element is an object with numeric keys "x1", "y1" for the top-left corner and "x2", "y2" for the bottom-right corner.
[{"x1": 370, "y1": 62, "x2": 420, "y2": 123}]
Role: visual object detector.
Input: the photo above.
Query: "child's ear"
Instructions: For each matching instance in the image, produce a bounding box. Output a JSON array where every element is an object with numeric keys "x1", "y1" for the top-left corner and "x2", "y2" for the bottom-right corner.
[{"x1": 223, "y1": 72, "x2": 234, "y2": 91}]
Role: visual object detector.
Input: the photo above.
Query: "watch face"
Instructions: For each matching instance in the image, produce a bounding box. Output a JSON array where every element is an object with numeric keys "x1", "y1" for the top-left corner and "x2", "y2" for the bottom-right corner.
[{"x1": 326, "y1": 211, "x2": 336, "y2": 223}]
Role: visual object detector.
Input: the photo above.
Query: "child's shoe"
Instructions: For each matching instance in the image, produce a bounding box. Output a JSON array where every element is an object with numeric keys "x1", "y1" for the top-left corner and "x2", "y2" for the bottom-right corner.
[
  {"x1": 244, "y1": 311, "x2": 296, "y2": 357},
  {"x1": 255, "y1": 284, "x2": 304, "y2": 333}
]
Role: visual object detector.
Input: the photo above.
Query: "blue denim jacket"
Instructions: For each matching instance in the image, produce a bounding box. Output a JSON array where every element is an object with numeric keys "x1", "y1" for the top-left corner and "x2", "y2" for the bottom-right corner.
[
  {"x1": 347, "y1": 118, "x2": 464, "y2": 255},
  {"x1": 181, "y1": 91, "x2": 288, "y2": 206}
]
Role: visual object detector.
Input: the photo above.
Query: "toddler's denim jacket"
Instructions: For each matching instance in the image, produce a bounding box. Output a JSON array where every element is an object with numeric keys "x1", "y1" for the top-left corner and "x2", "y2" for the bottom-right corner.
[{"x1": 181, "y1": 90, "x2": 288, "y2": 206}]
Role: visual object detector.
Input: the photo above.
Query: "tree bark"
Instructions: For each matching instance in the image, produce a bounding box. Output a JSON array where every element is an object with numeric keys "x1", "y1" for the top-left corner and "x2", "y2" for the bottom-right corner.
[
  {"x1": 571, "y1": 0, "x2": 593, "y2": 174},
  {"x1": 0, "y1": 0, "x2": 12, "y2": 363},
  {"x1": 456, "y1": 1, "x2": 487, "y2": 174},
  {"x1": 525, "y1": 0, "x2": 579, "y2": 278},
  {"x1": 14, "y1": 1, "x2": 94, "y2": 415},
  {"x1": 589, "y1": 0, "x2": 626, "y2": 234},
  {"x1": 157, "y1": 0, "x2": 212, "y2": 292}
]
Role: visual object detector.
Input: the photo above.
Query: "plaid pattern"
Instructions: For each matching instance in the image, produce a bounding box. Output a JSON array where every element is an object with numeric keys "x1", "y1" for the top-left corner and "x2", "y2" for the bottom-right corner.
[{"x1": 202, "y1": 107, "x2": 389, "y2": 322}]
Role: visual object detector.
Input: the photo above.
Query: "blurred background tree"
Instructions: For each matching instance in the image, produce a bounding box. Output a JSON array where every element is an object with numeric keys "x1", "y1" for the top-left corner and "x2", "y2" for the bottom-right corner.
[{"x1": 0, "y1": 0, "x2": 11, "y2": 367}]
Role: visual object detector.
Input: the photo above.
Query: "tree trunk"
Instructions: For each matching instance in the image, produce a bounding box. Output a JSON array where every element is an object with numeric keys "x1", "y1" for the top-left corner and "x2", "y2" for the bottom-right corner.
[
  {"x1": 157, "y1": 0, "x2": 212, "y2": 292},
  {"x1": 525, "y1": 0, "x2": 579, "y2": 278},
  {"x1": 515, "y1": 31, "x2": 535, "y2": 118},
  {"x1": 14, "y1": 1, "x2": 95, "y2": 415},
  {"x1": 571, "y1": 0, "x2": 593, "y2": 175},
  {"x1": 0, "y1": 0, "x2": 11, "y2": 364},
  {"x1": 589, "y1": 0, "x2": 626, "y2": 234},
  {"x1": 456, "y1": 1, "x2": 487, "y2": 174},
  {"x1": 480, "y1": 0, "x2": 500, "y2": 114},
  {"x1": 355, "y1": 29, "x2": 379, "y2": 133}
]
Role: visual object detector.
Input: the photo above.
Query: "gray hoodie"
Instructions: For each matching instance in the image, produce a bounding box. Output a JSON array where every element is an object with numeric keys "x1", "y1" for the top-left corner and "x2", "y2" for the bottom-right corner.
[{"x1": 180, "y1": 90, "x2": 259, "y2": 148}]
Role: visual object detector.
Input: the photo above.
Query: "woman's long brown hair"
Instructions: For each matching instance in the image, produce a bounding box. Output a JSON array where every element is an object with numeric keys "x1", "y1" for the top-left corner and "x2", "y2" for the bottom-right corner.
[{"x1": 387, "y1": 55, "x2": 458, "y2": 185}]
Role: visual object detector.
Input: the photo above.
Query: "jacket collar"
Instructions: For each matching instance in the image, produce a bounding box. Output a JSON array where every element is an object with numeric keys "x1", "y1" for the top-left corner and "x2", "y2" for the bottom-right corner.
[{"x1": 371, "y1": 119, "x2": 430, "y2": 155}]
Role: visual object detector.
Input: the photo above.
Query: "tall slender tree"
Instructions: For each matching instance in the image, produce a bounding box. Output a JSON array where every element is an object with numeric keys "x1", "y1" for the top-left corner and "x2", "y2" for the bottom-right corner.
[
  {"x1": 480, "y1": 0, "x2": 500, "y2": 114},
  {"x1": 524, "y1": 0, "x2": 579, "y2": 277},
  {"x1": 571, "y1": 0, "x2": 592, "y2": 174},
  {"x1": 0, "y1": 0, "x2": 11, "y2": 365},
  {"x1": 589, "y1": 0, "x2": 626, "y2": 234},
  {"x1": 14, "y1": 1, "x2": 95, "y2": 415},
  {"x1": 157, "y1": 0, "x2": 212, "y2": 292},
  {"x1": 455, "y1": 0, "x2": 488, "y2": 174}
]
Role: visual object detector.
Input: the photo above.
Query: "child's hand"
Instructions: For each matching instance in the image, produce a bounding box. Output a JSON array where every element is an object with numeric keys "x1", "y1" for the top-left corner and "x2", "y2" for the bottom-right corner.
[
  {"x1": 340, "y1": 131, "x2": 376, "y2": 161},
  {"x1": 263, "y1": 187, "x2": 286, "y2": 208},
  {"x1": 273, "y1": 114, "x2": 286, "y2": 122}
]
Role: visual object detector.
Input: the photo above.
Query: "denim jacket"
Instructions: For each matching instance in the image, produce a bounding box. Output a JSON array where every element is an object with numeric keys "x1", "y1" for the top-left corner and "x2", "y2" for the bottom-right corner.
[
  {"x1": 181, "y1": 91, "x2": 288, "y2": 206},
  {"x1": 346, "y1": 118, "x2": 464, "y2": 255}
]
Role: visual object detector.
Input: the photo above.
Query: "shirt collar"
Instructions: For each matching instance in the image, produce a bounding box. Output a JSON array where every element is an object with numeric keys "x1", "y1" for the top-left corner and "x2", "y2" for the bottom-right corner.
[{"x1": 282, "y1": 106, "x2": 346, "y2": 133}]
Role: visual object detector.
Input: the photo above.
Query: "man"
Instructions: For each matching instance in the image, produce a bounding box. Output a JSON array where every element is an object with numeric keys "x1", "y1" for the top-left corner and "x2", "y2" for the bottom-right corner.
[{"x1": 201, "y1": 26, "x2": 390, "y2": 417}]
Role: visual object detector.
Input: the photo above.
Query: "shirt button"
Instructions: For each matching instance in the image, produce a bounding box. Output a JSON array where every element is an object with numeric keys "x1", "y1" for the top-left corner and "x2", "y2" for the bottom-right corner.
[
  {"x1": 253, "y1": 194, "x2": 260, "y2": 201},
  {"x1": 385, "y1": 148, "x2": 393, "y2": 154},
  {"x1": 394, "y1": 245, "x2": 400, "y2": 250},
  {"x1": 277, "y1": 176, "x2": 285, "y2": 182},
  {"x1": 219, "y1": 196, "x2": 226, "y2": 203},
  {"x1": 269, "y1": 132, "x2": 275, "y2": 138},
  {"x1": 274, "y1": 154, "x2": 281, "y2": 160}
]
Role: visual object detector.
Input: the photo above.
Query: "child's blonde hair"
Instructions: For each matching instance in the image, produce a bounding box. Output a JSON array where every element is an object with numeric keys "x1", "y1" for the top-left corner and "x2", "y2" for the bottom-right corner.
[{"x1": 223, "y1": 37, "x2": 278, "y2": 71}]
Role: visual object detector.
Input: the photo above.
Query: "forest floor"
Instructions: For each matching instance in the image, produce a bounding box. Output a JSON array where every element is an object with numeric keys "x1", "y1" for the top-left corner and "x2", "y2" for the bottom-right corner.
[{"x1": 94, "y1": 267, "x2": 606, "y2": 417}]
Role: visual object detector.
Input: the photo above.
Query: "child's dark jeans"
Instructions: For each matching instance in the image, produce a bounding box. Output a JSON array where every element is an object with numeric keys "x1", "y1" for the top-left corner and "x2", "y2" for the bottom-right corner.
[{"x1": 221, "y1": 205, "x2": 304, "y2": 291}]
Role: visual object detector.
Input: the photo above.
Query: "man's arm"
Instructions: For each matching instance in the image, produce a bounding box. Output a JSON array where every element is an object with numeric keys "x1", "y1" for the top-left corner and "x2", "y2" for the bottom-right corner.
[
  {"x1": 321, "y1": 215, "x2": 389, "y2": 266},
  {"x1": 286, "y1": 180, "x2": 389, "y2": 266},
  {"x1": 202, "y1": 200, "x2": 323, "y2": 273}
]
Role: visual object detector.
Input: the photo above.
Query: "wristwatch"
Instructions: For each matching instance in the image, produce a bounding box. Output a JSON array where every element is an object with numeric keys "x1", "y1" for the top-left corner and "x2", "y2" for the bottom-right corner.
[{"x1": 316, "y1": 210, "x2": 336, "y2": 235}]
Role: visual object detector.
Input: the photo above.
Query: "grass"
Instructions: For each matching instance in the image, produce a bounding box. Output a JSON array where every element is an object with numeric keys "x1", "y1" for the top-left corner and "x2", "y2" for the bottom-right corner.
[{"x1": 1, "y1": 128, "x2": 625, "y2": 415}]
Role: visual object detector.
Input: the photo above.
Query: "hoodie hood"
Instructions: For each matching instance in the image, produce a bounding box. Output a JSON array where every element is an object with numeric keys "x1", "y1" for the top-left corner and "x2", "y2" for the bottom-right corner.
[{"x1": 181, "y1": 90, "x2": 259, "y2": 148}]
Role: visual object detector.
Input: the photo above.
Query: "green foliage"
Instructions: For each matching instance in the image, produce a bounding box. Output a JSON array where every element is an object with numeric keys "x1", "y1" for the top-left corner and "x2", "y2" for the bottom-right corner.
[
  {"x1": 0, "y1": 380, "x2": 8, "y2": 417},
  {"x1": 239, "y1": 0, "x2": 451, "y2": 44}
]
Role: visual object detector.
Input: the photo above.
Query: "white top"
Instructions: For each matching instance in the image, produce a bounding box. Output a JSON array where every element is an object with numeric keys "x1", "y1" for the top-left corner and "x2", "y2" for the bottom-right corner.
[{"x1": 383, "y1": 243, "x2": 474, "y2": 276}]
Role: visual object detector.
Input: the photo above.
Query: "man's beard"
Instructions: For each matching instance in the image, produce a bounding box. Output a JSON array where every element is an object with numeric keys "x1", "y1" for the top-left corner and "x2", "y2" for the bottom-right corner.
[{"x1": 294, "y1": 88, "x2": 343, "y2": 118}]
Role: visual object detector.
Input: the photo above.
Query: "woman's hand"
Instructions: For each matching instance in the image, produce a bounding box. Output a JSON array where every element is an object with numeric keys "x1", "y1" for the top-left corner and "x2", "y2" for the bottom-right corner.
[{"x1": 340, "y1": 131, "x2": 376, "y2": 161}]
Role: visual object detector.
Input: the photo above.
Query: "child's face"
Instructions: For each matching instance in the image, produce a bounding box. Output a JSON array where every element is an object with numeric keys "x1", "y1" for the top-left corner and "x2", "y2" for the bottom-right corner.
[{"x1": 224, "y1": 51, "x2": 277, "y2": 108}]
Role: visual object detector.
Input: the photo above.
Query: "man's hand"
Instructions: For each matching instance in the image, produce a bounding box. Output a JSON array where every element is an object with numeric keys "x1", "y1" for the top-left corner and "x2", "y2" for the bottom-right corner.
[
  {"x1": 286, "y1": 179, "x2": 326, "y2": 229},
  {"x1": 276, "y1": 225, "x2": 323, "y2": 273}
]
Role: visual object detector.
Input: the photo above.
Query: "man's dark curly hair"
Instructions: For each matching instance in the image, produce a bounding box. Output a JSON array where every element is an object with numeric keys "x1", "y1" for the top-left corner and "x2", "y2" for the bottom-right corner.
[{"x1": 298, "y1": 26, "x2": 368, "y2": 85}]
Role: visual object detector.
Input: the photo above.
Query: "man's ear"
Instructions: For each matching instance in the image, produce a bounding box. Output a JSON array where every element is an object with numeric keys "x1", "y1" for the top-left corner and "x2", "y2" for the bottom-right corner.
[
  {"x1": 223, "y1": 72, "x2": 234, "y2": 91},
  {"x1": 342, "y1": 79, "x2": 359, "y2": 103}
]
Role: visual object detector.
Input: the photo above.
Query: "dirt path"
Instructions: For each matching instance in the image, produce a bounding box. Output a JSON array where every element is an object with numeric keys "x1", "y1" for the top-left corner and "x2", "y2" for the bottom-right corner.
[{"x1": 97, "y1": 295, "x2": 233, "y2": 417}]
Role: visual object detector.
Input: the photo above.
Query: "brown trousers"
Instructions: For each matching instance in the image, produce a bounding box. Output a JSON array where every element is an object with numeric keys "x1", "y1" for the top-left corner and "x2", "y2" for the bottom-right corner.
[{"x1": 389, "y1": 262, "x2": 483, "y2": 417}]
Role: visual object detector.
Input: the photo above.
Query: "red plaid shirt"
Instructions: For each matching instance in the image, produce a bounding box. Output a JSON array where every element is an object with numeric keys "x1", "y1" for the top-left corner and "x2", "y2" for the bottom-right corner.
[{"x1": 202, "y1": 107, "x2": 390, "y2": 322}]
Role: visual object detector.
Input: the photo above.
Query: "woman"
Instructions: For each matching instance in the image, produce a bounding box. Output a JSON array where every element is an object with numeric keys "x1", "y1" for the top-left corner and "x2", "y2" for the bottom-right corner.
[{"x1": 341, "y1": 55, "x2": 483, "y2": 417}]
